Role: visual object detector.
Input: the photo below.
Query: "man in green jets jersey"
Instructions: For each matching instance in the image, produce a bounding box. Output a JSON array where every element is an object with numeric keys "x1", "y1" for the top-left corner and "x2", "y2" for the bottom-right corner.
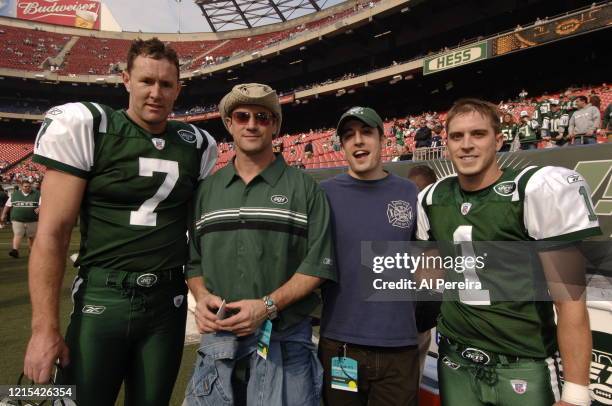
[
  {"x1": 23, "y1": 38, "x2": 217, "y2": 406},
  {"x1": 416, "y1": 99, "x2": 600, "y2": 406}
]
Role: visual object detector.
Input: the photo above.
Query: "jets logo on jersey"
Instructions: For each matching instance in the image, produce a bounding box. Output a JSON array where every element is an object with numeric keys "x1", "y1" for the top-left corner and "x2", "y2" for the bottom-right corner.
[
  {"x1": 461, "y1": 348, "x2": 490, "y2": 364},
  {"x1": 386, "y1": 200, "x2": 413, "y2": 229},
  {"x1": 82, "y1": 305, "x2": 106, "y2": 315},
  {"x1": 271, "y1": 195, "x2": 288, "y2": 204},
  {"x1": 136, "y1": 273, "x2": 158, "y2": 287},
  {"x1": 461, "y1": 203, "x2": 472, "y2": 216},
  {"x1": 151, "y1": 138, "x2": 165, "y2": 150},
  {"x1": 178, "y1": 129, "x2": 197, "y2": 144},
  {"x1": 510, "y1": 380, "x2": 527, "y2": 394},
  {"x1": 493, "y1": 181, "x2": 517, "y2": 196}
]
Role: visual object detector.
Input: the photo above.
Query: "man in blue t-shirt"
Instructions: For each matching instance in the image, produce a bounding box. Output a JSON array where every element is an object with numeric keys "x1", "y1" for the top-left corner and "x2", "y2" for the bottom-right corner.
[{"x1": 318, "y1": 107, "x2": 419, "y2": 406}]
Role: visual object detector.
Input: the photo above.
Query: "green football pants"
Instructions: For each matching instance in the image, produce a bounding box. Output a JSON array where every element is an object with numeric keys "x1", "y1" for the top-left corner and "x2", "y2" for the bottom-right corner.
[
  {"x1": 57, "y1": 268, "x2": 188, "y2": 406},
  {"x1": 438, "y1": 338, "x2": 562, "y2": 406}
]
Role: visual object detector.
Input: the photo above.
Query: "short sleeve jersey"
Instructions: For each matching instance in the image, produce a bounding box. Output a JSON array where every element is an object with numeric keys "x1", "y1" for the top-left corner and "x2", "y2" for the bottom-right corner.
[
  {"x1": 7, "y1": 189, "x2": 40, "y2": 222},
  {"x1": 32, "y1": 102, "x2": 217, "y2": 272},
  {"x1": 416, "y1": 166, "x2": 600, "y2": 357},
  {"x1": 500, "y1": 123, "x2": 517, "y2": 143}
]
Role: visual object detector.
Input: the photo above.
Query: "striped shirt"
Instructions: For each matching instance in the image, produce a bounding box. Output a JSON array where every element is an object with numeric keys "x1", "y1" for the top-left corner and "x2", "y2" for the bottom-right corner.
[{"x1": 188, "y1": 154, "x2": 336, "y2": 331}]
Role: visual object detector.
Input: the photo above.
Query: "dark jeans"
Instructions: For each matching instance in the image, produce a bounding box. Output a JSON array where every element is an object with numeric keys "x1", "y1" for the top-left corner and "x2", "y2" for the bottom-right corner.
[{"x1": 318, "y1": 336, "x2": 419, "y2": 406}]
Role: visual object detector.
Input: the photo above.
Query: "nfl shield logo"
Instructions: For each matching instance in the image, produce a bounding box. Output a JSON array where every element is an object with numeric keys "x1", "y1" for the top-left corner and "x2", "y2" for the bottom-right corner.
[
  {"x1": 510, "y1": 380, "x2": 527, "y2": 394},
  {"x1": 173, "y1": 295, "x2": 184, "y2": 308},
  {"x1": 461, "y1": 203, "x2": 472, "y2": 216},
  {"x1": 152, "y1": 138, "x2": 165, "y2": 150}
]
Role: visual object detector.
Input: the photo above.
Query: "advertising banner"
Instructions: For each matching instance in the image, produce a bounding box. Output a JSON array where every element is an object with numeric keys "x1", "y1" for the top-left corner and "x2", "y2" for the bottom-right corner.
[{"x1": 14, "y1": 0, "x2": 101, "y2": 30}]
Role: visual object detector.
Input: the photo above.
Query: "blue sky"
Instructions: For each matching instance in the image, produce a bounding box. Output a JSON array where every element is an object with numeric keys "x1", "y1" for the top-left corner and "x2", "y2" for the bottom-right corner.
[{"x1": 103, "y1": 0, "x2": 343, "y2": 33}]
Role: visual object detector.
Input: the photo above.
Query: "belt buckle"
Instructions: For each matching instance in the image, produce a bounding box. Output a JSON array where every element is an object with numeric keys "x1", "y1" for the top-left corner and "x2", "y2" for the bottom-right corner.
[
  {"x1": 460, "y1": 347, "x2": 491, "y2": 365},
  {"x1": 136, "y1": 273, "x2": 158, "y2": 287}
]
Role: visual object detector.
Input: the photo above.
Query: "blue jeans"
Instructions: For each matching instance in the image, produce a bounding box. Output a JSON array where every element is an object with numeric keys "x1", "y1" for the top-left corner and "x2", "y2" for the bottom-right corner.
[
  {"x1": 183, "y1": 318, "x2": 323, "y2": 406},
  {"x1": 580, "y1": 135, "x2": 597, "y2": 145}
]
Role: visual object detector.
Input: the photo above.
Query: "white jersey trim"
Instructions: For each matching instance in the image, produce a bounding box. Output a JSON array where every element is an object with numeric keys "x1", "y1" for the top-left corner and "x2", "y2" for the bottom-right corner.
[
  {"x1": 34, "y1": 102, "x2": 96, "y2": 174},
  {"x1": 91, "y1": 102, "x2": 108, "y2": 133},
  {"x1": 523, "y1": 166, "x2": 600, "y2": 240}
]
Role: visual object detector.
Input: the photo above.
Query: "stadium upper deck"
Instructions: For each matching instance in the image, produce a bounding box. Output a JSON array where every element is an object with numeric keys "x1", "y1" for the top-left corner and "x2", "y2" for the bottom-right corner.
[{"x1": 0, "y1": 0, "x2": 380, "y2": 77}]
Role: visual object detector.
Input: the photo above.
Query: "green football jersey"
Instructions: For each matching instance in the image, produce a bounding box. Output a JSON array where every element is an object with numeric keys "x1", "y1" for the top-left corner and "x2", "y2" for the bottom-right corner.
[
  {"x1": 417, "y1": 166, "x2": 600, "y2": 357},
  {"x1": 8, "y1": 189, "x2": 40, "y2": 222},
  {"x1": 33, "y1": 102, "x2": 217, "y2": 272},
  {"x1": 500, "y1": 123, "x2": 517, "y2": 143},
  {"x1": 517, "y1": 121, "x2": 538, "y2": 143}
]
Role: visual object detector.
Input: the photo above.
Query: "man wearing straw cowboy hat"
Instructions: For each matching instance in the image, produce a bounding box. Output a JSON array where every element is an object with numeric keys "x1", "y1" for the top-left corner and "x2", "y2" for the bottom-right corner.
[{"x1": 184, "y1": 83, "x2": 336, "y2": 405}]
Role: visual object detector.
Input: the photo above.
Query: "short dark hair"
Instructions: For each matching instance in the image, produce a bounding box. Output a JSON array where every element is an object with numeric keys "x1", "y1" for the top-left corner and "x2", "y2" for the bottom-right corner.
[
  {"x1": 445, "y1": 98, "x2": 501, "y2": 135},
  {"x1": 576, "y1": 95, "x2": 588, "y2": 103},
  {"x1": 407, "y1": 165, "x2": 437, "y2": 185},
  {"x1": 126, "y1": 38, "x2": 179, "y2": 79}
]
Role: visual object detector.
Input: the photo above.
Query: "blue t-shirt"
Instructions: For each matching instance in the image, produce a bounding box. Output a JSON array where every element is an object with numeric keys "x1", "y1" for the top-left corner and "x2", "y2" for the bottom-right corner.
[{"x1": 320, "y1": 173, "x2": 419, "y2": 347}]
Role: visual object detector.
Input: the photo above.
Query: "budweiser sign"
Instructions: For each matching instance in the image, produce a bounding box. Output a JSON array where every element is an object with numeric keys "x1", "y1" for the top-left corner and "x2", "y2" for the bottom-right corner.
[{"x1": 17, "y1": 0, "x2": 101, "y2": 30}]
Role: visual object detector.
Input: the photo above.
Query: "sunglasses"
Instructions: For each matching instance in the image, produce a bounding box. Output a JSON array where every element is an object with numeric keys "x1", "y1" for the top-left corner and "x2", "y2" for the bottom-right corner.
[{"x1": 231, "y1": 111, "x2": 275, "y2": 126}]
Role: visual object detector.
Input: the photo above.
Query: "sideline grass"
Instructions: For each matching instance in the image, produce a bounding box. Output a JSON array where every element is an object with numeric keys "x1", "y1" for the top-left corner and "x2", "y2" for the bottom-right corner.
[{"x1": 0, "y1": 227, "x2": 198, "y2": 405}]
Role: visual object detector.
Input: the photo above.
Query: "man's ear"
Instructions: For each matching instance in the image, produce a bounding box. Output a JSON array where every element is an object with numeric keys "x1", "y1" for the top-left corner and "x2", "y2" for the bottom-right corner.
[{"x1": 122, "y1": 71, "x2": 131, "y2": 93}]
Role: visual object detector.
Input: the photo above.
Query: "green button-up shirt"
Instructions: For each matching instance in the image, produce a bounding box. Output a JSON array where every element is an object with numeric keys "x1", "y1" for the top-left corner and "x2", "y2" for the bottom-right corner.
[{"x1": 188, "y1": 154, "x2": 336, "y2": 331}]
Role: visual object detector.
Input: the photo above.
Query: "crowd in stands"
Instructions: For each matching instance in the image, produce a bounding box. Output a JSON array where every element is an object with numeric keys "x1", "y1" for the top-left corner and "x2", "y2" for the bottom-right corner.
[
  {"x1": 211, "y1": 84, "x2": 611, "y2": 171},
  {"x1": 0, "y1": 0, "x2": 380, "y2": 76},
  {"x1": 1, "y1": 83, "x2": 609, "y2": 182},
  {"x1": 0, "y1": 26, "x2": 69, "y2": 70}
]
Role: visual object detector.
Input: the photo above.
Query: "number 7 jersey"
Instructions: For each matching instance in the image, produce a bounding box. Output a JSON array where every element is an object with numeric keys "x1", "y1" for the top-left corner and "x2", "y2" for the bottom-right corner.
[
  {"x1": 33, "y1": 102, "x2": 217, "y2": 272},
  {"x1": 416, "y1": 166, "x2": 600, "y2": 357}
]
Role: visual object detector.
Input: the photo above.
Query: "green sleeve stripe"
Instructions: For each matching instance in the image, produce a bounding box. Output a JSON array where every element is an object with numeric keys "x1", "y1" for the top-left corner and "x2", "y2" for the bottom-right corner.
[
  {"x1": 81, "y1": 102, "x2": 102, "y2": 135},
  {"x1": 541, "y1": 227, "x2": 602, "y2": 242},
  {"x1": 32, "y1": 155, "x2": 89, "y2": 179}
]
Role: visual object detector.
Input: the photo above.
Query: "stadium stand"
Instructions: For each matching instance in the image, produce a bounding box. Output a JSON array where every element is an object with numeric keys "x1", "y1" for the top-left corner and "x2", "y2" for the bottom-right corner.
[
  {"x1": 0, "y1": 25, "x2": 69, "y2": 70},
  {"x1": 1, "y1": 84, "x2": 609, "y2": 181},
  {"x1": 0, "y1": 0, "x2": 380, "y2": 75}
]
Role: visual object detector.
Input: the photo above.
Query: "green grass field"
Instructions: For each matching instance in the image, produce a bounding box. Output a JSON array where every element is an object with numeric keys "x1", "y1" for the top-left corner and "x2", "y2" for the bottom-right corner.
[{"x1": 0, "y1": 227, "x2": 198, "y2": 405}]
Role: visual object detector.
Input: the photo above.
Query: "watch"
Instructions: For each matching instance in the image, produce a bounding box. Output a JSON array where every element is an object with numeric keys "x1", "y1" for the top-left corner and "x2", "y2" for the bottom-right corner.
[{"x1": 262, "y1": 296, "x2": 278, "y2": 320}]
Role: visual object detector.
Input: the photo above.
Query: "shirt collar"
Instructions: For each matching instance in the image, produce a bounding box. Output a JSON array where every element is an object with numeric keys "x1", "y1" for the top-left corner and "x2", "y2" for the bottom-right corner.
[{"x1": 223, "y1": 153, "x2": 287, "y2": 188}]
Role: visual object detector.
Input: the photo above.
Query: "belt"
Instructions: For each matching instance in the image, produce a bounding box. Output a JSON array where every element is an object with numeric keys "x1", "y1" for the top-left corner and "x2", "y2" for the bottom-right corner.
[
  {"x1": 441, "y1": 336, "x2": 534, "y2": 365},
  {"x1": 80, "y1": 266, "x2": 184, "y2": 288}
]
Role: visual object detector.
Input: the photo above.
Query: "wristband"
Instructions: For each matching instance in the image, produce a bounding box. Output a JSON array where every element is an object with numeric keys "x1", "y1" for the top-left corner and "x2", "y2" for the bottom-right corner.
[{"x1": 561, "y1": 381, "x2": 591, "y2": 406}]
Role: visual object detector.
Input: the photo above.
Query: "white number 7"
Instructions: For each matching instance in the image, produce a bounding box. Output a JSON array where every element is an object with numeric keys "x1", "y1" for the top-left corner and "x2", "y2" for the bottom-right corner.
[
  {"x1": 130, "y1": 158, "x2": 179, "y2": 227},
  {"x1": 454, "y1": 225, "x2": 491, "y2": 306}
]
